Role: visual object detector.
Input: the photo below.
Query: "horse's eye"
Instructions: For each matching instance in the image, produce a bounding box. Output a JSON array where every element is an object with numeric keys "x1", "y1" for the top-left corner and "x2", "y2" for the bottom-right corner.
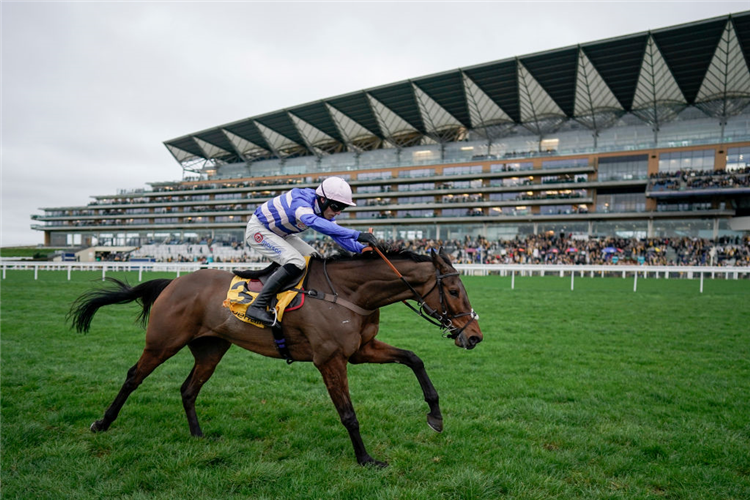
[{"x1": 449, "y1": 290, "x2": 459, "y2": 297}]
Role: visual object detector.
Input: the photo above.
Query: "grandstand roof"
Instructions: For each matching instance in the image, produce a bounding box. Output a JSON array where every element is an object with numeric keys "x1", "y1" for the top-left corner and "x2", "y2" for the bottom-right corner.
[{"x1": 164, "y1": 11, "x2": 750, "y2": 169}]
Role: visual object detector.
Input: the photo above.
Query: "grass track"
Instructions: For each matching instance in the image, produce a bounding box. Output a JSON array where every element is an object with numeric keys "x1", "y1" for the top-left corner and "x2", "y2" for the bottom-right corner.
[{"x1": 2, "y1": 270, "x2": 750, "y2": 499}]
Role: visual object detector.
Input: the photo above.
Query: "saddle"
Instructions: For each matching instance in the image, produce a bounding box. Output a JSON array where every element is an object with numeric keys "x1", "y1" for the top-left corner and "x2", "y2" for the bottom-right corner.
[
  {"x1": 233, "y1": 262, "x2": 277, "y2": 281},
  {"x1": 224, "y1": 257, "x2": 310, "y2": 328}
]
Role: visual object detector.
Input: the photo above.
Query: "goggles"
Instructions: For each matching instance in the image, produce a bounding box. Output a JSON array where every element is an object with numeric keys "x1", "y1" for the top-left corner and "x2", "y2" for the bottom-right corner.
[{"x1": 327, "y1": 200, "x2": 347, "y2": 212}]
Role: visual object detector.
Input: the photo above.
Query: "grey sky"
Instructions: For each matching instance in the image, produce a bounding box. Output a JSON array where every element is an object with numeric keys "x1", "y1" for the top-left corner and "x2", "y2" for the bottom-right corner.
[{"x1": 1, "y1": 1, "x2": 744, "y2": 246}]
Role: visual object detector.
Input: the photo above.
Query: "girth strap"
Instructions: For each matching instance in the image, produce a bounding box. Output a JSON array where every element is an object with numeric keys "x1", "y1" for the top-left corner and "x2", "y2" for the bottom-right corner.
[
  {"x1": 292, "y1": 288, "x2": 375, "y2": 316},
  {"x1": 270, "y1": 323, "x2": 294, "y2": 364}
]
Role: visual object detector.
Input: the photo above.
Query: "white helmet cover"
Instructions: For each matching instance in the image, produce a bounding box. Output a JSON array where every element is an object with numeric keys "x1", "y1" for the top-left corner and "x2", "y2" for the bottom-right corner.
[{"x1": 316, "y1": 176, "x2": 356, "y2": 206}]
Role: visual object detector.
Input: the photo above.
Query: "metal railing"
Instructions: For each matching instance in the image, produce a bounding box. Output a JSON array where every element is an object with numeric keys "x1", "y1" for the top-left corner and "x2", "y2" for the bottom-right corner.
[{"x1": 2, "y1": 261, "x2": 748, "y2": 293}]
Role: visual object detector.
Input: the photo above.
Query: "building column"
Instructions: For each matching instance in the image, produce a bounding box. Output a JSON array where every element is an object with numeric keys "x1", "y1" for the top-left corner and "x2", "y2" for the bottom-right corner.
[
  {"x1": 713, "y1": 218, "x2": 719, "y2": 240},
  {"x1": 435, "y1": 223, "x2": 440, "y2": 241},
  {"x1": 588, "y1": 220, "x2": 593, "y2": 237},
  {"x1": 648, "y1": 219, "x2": 654, "y2": 238}
]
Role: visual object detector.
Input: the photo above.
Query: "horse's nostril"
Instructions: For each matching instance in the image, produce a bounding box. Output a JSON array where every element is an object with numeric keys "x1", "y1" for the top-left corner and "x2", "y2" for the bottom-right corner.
[{"x1": 469, "y1": 336, "x2": 482, "y2": 346}]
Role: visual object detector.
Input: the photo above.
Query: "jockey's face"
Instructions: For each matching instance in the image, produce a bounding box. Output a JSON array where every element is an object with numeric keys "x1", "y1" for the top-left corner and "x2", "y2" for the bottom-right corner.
[
  {"x1": 323, "y1": 205, "x2": 341, "y2": 220},
  {"x1": 319, "y1": 197, "x2": 344, "y2": 220}
]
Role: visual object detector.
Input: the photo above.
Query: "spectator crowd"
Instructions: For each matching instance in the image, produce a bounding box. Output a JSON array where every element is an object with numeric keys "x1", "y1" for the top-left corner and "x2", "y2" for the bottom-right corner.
[
  {"x1": 649, "y1": 168, "x2": 750, "y2": 192},
  {"x1": 124, "y1": 234, "x2": 750, "y2": 267}
]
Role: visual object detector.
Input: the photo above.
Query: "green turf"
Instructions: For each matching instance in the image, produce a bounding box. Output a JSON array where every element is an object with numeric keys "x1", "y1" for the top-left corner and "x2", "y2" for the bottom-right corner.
[
  {"x1": 0, "y1": 247, "x2": 67, "y2": 259},
  {"x1": 2, "y1": 270, "x2": 749, "y2": 499}
]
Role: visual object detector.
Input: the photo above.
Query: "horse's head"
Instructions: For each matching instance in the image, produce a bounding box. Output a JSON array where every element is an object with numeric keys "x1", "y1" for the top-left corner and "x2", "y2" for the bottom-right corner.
[{"x1": 428, "y1": 249, "x2": 483, "y2": 350}]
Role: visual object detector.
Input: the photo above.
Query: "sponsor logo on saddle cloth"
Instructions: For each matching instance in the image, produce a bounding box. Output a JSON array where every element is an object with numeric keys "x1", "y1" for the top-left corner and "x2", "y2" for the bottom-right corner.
[{"x1": 222, "y1": 257, "x2": 310, "y2": 328}]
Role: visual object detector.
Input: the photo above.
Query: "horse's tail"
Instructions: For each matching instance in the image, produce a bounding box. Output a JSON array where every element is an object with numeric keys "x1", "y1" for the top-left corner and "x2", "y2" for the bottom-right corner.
[{"x1": 68, "y1": 277, "x2": 173, "y2": 333}]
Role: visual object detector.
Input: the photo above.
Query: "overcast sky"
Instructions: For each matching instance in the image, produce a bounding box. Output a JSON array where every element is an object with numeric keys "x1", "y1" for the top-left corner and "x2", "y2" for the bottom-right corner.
[{"x1": 1, "y1": 1, "x2": 744, "y2": 246}]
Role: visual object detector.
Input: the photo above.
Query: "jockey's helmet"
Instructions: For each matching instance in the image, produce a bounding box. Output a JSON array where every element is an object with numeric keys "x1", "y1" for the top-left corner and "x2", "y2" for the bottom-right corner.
[{"x1": 316, "y1": 177, "x2": 356, "y2": 212}]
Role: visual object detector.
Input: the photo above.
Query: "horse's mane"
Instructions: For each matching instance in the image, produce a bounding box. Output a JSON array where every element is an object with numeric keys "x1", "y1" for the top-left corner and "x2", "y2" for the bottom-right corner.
[{"x1": 321, "y1": 245, "x2": 436, "y2": 264}]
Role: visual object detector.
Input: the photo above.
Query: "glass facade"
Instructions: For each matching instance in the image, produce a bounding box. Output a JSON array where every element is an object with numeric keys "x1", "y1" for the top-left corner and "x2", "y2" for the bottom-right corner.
[
  {"x1": 539, "y1": 204, "x2": 575, "y2": 215},
  {"x1": 490, "y1": 161, "x2": 533, "y2": 172},
  {"x1": 541, "y1": 158, "x2": 589, "y2": 169},
  {"x1": 537, "y1": 222, "x2": 590, "y2": 237},
  {"x1": 592, "y1": 220, "x2": 648, "y2": 239},
  {"x1": 652, "y1": 218, "x2": 714, "y2": 238},
  {"x1": 726, "y1": 146, "x2": 750, "y2": 171},
  {"x1": 596, "y1": 193, "x2": 646, "y2": 213},
  {"x1": 444, "y1": 165, "x2": 483, "y2": 175},
  {"x1": 658, "y1": 149, "x2": 715, "y2": 173},
  {"x1": 597, "y1": 155, "x2": 649, "y2": 181},
  {"x1": 399, "y1": 182, "x2": 435, "y2": 191}
]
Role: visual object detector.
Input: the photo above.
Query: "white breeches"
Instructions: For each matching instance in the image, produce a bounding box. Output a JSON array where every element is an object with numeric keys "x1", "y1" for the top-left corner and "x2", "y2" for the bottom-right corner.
[{"x1": 245, "y1": 215, "x2": 316, "y2": 270}]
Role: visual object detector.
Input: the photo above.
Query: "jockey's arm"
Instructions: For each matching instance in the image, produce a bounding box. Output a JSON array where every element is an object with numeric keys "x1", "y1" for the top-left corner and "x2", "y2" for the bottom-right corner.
[{"x1": 299, "y1": 213, "x2": 365, "y2": 253}]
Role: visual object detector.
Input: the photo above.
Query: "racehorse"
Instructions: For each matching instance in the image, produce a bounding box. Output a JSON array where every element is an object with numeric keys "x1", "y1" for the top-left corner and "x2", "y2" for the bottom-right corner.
[{"x1": 69, "y1": 248, "x2": 483, "y2": 467}]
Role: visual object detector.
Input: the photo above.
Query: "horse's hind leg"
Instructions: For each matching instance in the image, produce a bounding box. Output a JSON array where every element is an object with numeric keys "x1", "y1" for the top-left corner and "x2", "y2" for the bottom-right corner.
[
  {"x1": 349, "y1": 339, "x2": 443, "y2": 432},
  {"x1": 181, "y1": 337, "x2": 231, "y2": 437},
  {"x1": 90, "y1": 347, "x2": 179, "y2": 432}
]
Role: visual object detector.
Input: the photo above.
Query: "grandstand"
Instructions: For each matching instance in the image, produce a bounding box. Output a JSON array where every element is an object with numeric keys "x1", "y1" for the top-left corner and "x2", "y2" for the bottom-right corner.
[
  {"x1": 129, "y1": 243, "x2": 263, "y2": 263},
  {"x1": 32, "y1": 12, "x2": 750, "y2": 250}
]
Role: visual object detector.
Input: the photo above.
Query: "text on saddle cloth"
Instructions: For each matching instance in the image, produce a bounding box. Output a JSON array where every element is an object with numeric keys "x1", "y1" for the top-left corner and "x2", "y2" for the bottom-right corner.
[{"x1": 223, "y1": 257, "x2": 310, "y2": 328}]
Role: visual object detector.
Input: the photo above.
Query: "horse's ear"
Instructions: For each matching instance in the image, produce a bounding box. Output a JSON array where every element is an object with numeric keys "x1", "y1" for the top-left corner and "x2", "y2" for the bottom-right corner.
[
  {"x1": 439, "y1": 247, "x2": 453, "y2": 265},
  {"x1": 431, "y1": 247, "x2": 452, "y2": 269}
]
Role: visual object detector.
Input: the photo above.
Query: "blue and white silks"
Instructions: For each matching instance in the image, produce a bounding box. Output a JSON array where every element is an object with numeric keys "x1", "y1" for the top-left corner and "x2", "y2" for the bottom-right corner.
[{"x1": 254, "y1": 188, "x2": 364, "y2": 253}]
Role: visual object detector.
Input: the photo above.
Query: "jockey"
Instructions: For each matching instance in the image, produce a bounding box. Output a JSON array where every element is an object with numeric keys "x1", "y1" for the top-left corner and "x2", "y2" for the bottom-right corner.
[{"x1": 244, "y1": 176, "x2": 378, "y2": 326}]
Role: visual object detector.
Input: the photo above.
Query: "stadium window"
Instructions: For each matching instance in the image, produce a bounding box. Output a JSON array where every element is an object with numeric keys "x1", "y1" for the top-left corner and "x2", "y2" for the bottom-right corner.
[{"x1": 725, "y1": 146, "x2": 750, "y2": 171}]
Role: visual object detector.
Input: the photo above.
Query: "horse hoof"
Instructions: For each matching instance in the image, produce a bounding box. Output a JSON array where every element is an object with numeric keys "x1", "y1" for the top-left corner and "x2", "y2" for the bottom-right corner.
[
  {"x1": 427, "y1": 414, "x2": 443, "y2": 433},
  {"x1": 90, "y1": 420, "x2": 107, "y2": 433},
  {"x1": 361, "y1": 458, "x2": 389, "y2": 468}
]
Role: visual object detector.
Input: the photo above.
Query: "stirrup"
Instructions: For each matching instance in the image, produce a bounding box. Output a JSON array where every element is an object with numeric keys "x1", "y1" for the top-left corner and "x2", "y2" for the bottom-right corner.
[{"x1": 248, "y1": 305, "x2": 276, "y2": 326}]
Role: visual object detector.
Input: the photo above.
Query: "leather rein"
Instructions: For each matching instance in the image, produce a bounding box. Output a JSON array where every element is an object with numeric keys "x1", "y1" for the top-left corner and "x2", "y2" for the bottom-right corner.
[
  {"x1": 298, "y1": 248, "x2": 478, "y2": 340},
  {"x1": 370, "y1": 247, "x2": 478, "y2": 340}
]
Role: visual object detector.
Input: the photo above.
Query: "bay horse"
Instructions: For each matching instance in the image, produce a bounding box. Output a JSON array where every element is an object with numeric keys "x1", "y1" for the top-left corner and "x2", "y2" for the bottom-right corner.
[{"x1": 69, "y1": 248, "x2": 483, "y2": 467}]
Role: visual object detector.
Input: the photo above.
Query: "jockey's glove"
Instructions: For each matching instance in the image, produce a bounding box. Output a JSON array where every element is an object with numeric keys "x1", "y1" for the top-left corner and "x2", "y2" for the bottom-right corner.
[{"x1": 357, "y1": 232, "x2": 378, "y2": 246}]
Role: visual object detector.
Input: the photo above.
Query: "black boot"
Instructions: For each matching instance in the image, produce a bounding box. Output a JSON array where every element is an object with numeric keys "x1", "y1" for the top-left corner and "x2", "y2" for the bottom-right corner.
[{"x1": 246, "y1": 264, "x2": 303, "y2": 326}]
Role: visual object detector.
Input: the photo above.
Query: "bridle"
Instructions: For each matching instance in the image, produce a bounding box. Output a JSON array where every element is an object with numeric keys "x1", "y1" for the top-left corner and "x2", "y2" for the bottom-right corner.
[{"x1": 372, "y1": 247, "x2": 479, "y2": 340}]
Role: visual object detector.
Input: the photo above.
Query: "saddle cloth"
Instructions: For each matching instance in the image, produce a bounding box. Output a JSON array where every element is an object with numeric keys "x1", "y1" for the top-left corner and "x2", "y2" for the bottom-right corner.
[{"x1": 223, "y1": 257, "x2": 309, "y2": 328}]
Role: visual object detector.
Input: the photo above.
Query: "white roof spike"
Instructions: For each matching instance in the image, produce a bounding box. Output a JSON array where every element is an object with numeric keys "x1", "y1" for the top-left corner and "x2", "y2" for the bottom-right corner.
[
  {"x1": 193, "y1": 137, "x2": 230, "y2": 159},
  {"x1": 254, "y1": 121, "x2": 298, "y2": 153},
  {"x1": 366, "y1": 93, "x2": 418, "y2": 138},
  {"x1": 696, "y1": 19, "x2": 750, "y2": 104},
  {"x1": 462, "y1": 72, "x2": 513, "y2": 128},
  {"x1": 166, "y1": 144, "x2": 198, "y2": 163},
  {"x1": 326, "y1": 103, "x2": 376, "y2": 142},
  {"x1": 412, "y1": 82, "x2": 462, "y2": 133},
  {"x1": 575, "y1": 48, "x2": 624, "y2": 116},
  {"x1": 518, "y1": 60, "x2": 566, "y2": 123},
  {"x1": 632, "y1": 35, "x2": 686, "y2": 109},
  {"x1": 222, "y1": 129, "x2": 267, "y2": 156},
  {"x1": 289, "y1": 113, "x2": 336, "y2": 149}
]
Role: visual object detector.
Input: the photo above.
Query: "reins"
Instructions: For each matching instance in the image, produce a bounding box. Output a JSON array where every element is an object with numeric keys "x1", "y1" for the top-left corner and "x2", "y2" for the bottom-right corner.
[
  {"x1": 371, "y1": 246, "x2": 478, "y2": 340},
  {"x1": 292, "y1": 258, "x2": 375, "y2": 317},
  {"x1": 295, "y1": 247, "x2": 478, "y2": 340}
]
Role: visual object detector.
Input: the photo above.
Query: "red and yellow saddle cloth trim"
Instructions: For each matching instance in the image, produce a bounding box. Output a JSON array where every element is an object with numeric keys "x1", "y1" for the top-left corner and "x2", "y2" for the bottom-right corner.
[{"x1": 222, "y1": 257, "x2": 310, "y2": 328}]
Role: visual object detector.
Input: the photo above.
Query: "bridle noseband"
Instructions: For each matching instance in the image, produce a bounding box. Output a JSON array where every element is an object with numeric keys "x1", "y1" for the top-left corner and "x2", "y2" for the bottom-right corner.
[{"x1": 372, "y1": 247, "x2": 479, "y2": 340}]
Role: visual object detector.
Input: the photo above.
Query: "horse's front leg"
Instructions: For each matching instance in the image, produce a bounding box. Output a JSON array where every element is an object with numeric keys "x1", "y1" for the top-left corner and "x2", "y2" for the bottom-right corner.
[
  {"x1": 349, "y1": 339, "x2": 443, "y2": 432},
  {"x1": 316, "y1": 354, "x2": 387, "y2": 468}
]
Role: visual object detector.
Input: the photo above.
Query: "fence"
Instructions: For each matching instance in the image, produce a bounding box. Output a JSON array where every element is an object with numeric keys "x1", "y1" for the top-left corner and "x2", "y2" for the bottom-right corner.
[{"x1": 2, "y1": 260, "x2": 749, "y2": 293}]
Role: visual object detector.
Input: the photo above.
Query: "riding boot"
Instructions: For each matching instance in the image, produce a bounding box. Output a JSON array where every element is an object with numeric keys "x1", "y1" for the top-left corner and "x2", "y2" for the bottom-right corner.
[{"x1": 245, "y1": 264, "x2": 303, "y2": 326}]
